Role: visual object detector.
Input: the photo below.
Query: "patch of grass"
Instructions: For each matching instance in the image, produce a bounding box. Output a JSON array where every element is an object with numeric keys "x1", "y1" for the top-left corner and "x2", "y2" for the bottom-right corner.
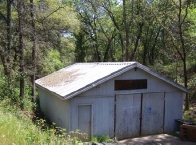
[
  {"x1": 168, "y1": 131, "x2": 180, "y2": 137},
  {"x1": 92, "y1": 135, "x2": 111, "y2": 143},
  {"x1": 0, "y1": 103, "x2": 81, "y2": 145}
]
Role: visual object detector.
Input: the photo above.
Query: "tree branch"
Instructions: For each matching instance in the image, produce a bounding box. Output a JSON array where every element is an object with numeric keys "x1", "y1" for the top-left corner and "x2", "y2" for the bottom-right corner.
[
  {"x1": 40, "y1": 6, "x2": 65, "y2": 22},
  {"x1": 151, "y1": 9, "x2": 184, "y2": 61},
  {"x1": 181, "y1": 1, "x2": 189, "y2": 26}
]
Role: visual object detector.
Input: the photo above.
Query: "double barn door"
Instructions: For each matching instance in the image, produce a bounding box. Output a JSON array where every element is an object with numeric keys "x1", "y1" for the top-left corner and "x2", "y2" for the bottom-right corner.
[{"x1": 115, "y1": 93, "x2": 164, "y2": 139}]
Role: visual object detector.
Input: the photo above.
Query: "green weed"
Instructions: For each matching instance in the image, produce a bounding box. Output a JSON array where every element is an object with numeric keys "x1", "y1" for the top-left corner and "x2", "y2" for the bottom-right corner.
[
  {"x1": 168, "y1": 131, "x2": 180, "y2": 137},
  {"x1": 92, "y1": 135, "x2": 111, "y2": 143},
  {"x1": 0, "y1": 104, "x2": 82, "y2": 145}
]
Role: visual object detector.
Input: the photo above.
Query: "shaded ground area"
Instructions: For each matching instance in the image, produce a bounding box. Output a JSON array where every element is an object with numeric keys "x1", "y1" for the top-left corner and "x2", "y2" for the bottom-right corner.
[{"x1": 118, "y1": 134, "x2": 196, "y2": 145}]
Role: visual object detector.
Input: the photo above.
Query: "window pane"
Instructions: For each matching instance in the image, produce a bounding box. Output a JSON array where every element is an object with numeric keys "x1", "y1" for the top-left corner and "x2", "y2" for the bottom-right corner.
[{"x1": 115, "y1": 79, "x2": 147, "y2": 90}]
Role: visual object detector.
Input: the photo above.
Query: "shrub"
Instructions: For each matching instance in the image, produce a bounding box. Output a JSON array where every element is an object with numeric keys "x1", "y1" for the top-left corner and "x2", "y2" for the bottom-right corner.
[{"x1": 92, "y1": 135, "x2": 111, "y2": 143}]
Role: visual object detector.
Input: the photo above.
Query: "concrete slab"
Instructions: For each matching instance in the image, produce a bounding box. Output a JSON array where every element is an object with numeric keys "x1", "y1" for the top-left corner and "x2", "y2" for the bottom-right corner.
[{"x1": 118, "y1": 134, "x2": 196, "y2": 145}]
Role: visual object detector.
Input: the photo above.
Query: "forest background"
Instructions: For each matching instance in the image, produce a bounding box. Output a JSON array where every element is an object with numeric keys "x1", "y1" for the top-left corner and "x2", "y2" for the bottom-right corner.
[{"x1": 0, "y1": 0, "x2": 196, "y2": 112}]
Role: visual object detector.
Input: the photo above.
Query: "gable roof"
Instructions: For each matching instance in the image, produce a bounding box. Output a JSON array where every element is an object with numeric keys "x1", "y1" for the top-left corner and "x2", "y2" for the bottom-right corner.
[{"x1": 35, "y1": 62, "x2": 188, "y2": 100}]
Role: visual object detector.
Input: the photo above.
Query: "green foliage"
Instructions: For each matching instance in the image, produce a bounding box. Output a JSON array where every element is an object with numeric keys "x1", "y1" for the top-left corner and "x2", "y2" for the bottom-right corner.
[
  {"x1": 0, "y1": 103, "x2": 82, "y2": 145},
  {"x1": 60, "y1": 37, "x2": 76, "y2": 65},
  {"x1": 0, "y1": 73, "x2": 35, "y2": 111},
  {"x1": 0, "y1": 74, "x2": 19, "y2": 104},
  {"x1": 183, "y1": 105, "x2": 196, "y2": 124},
  {"x1": 0, "y1": 0, "x2": 80, "y2": 108},
  {"x1": 42, "y1": 49, "x2": 63, "y2": 74},
  {"x1": 92, "y1": 135, "x2": 111, "y2": 143}
]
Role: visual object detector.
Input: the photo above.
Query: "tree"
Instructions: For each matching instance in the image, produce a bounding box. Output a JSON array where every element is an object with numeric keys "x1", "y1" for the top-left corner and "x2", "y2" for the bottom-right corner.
[
  {"x1": 17, "y1": 0, "x2": 25, "y2": 109},
  {"x1": 0, "y1": 0, "x2": 79, "y2": 108},
  {"x1": 30, "y1": 0, "x2": 36, "y2": 102},
  {"x1": 73, "y1": 0, "x2": 118, "y2": 62},
  {"x1": 151, "y1": 0, "x2": 196, "y2": 110},
  {"x1": 0, "y1": 0, "x2": 13, "y2": 77},
  {"x1": 173, "y1": 0, "x2": 194, "y2": 110}
]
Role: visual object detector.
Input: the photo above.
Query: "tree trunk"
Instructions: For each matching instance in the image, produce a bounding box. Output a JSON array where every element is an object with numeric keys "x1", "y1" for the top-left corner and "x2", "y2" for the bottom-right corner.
[
  {"x1": 30, "y1": 0, "x2": 36, "y2": 103},
  {"x1": 119, "y1": 34, "x2": 124, "y2": 62},
  {"x1": 130, "y1": 22, "x2": 143, "y2": 60},
  {"x1": 142, "y1": 26, "x2": 150, "y2": 65},
  {"x1": 17, "y1": 0, "x2": 25, "y2": 110},
  {"x1": 95, "y1": 43, "x2": 101, "y2": 62},
  {"x1": 181, "y1": 30, "x2": 189, "y2": 110},
  {"x1": 149, "y1": 27, "x2": 161, "y2": 65},
  {"x1": 143, "y1": 44, "x2": 147, "y2": 65},
  {"x1": 123, "y1": 0, "x2": 129, "y2": 61},
  {"x1": 178, "y1": 0, "x2": 189, "y2": 110},
  {"x1": 183, "y1": 58, "x2": 189, "y2": 110},
  {"x1": 103, "y1": 36, "x2": 115, "y2": 62},
  {"x1": 7, "y1": 0, "x2": 11, "y2": 63},
  {"x1": 1, "y1": 0, "x2": 13, "y2": 77}
]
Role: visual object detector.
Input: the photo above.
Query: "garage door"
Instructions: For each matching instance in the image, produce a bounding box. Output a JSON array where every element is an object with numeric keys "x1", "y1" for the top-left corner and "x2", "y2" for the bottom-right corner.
[{"x1": 115, "y1": 93, "x2": 164, "y2": 139}]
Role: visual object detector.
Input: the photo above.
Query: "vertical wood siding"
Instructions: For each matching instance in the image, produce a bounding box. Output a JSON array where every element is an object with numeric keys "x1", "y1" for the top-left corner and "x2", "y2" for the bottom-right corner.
[
  {"x1": 141, "y1": 93, "x2": 164, "y2": 135},
  {"x1": 115, "y1": 94, "x2": 141, "y2": 139},
  {"x1": 38, "y1": 88, "x2": 70, "y2": 130},
  {"x1": 80, "y1": 68, "x2": 180, "y2": 97},
  {"x1": 70, "y1": 97, "x2": 114, "y2": 137}
]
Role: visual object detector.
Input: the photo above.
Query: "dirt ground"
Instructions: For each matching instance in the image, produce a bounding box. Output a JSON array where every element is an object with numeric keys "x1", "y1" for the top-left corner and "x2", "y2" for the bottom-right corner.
[{"x1": 118, "y1": 134, "x2": 196, "y2": 145}]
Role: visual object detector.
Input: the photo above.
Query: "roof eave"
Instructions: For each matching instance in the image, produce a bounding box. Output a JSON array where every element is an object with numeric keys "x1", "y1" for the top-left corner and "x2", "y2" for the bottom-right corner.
[{"x1": 35, "y1": 83, "x2": 65, "y2": 100}]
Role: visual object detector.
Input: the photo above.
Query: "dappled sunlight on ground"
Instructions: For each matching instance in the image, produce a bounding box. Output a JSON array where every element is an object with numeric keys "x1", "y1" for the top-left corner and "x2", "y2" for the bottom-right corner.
[{"x1": 119, "y1": 134, "x2": 196, "y2": 145}]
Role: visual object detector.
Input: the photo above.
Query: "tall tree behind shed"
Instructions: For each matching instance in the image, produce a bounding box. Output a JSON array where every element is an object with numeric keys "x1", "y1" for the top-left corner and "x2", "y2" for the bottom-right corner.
[
  {"x1": 17, "y1": 0, "x2": 25, "y2": 109},
  {"x1": 29, "y1": 0, "x2": 36, "y2": 102}
]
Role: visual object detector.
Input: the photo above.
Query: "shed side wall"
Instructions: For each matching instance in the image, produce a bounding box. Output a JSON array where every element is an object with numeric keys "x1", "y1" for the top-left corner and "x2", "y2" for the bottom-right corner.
[{"x1": 38, "y1": 88, "x2": 70, "y2": 131}]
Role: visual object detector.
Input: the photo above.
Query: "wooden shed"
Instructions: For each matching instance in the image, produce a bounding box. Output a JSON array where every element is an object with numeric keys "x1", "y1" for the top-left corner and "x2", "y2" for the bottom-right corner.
[{"x1": 35, "y1": 62, "x2": 188, "y2": 140}]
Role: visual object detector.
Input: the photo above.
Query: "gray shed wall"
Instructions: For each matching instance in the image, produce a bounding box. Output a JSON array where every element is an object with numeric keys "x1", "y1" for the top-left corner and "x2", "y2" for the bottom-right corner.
[
  {"x1": 70, "y1": 96, "x2": 114, "y2": 137},
  {"x1": 38, "y1": 88, "x2": 70, "y2": 130},
  {"x1": 164, "y1": 92, "x2": 184, "y2": 132},
  {"x1": 80, "y1": 68, "x2": 180, "y2": 97}
]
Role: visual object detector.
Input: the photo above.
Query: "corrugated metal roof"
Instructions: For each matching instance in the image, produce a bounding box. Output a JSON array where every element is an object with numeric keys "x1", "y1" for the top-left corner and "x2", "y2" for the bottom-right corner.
[{"x1": 35, "y1": 62, "x2": 188, "y2": 100}]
